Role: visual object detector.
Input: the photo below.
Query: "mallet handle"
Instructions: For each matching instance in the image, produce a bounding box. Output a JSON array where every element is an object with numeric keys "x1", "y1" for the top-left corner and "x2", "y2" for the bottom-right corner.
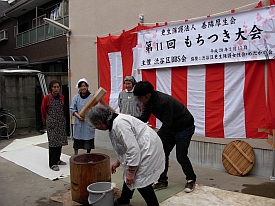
[
  {"x1": 100, "y1": 100, "x2": 117, "y2": 113},
  {"x1": 79, "y1": 87, "x2": 106, "y2": 117}
]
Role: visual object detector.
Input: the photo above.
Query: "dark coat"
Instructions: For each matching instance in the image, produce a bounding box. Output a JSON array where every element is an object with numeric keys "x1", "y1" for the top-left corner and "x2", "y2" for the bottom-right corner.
[{"x1": 137, "y1": 91, "x2": 194, "y2": 138}]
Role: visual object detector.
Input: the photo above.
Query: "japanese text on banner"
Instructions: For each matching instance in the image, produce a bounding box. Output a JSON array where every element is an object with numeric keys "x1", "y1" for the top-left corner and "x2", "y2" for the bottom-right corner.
[{"x1": 137, "y1": 6, "x2": 275, "y2": 69}]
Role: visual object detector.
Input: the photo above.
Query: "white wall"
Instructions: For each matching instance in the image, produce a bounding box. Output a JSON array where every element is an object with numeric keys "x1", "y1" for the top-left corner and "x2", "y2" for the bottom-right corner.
[
  {"x1": 69, "y1": 0, "x2": 266, "y2": 96},
  {"x1": 68, "y1": 0, "x2": 269, "y2": 151}
]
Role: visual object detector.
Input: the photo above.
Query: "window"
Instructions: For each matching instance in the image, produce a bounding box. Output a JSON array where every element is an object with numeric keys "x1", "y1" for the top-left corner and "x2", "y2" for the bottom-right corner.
[
  {"x1": 0, "y1": 30, "x2": 8, "y2": 41},
  {"x1": 14, "y1": 26, "x2": 17, "y2": 37}
]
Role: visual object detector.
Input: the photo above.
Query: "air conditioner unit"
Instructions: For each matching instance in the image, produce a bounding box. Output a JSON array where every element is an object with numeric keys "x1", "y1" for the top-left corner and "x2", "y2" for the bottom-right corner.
[{"x1": 0, "y1": 30, "x2": 8, "y2": 41}]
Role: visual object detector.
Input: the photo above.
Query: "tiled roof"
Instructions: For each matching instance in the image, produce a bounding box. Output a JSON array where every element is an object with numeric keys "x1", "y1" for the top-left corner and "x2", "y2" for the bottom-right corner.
[{"x1": 0, "y1": 1, "x2": 12, "y2": 15}]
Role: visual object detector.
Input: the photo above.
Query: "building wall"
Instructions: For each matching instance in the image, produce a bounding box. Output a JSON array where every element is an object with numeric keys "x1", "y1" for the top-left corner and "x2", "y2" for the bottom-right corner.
[
  {"x1": 0, "y1": 1, "x2": 70, "y2": 133},
  {"x1": 0, "y1": 27, "x2": 67, "y2": 64},
  {"x1": 95, "y1": 132, "x2": 274, "y2": 178},
  {"x1": 68, "y1": 1, "x2": 270, "y2": 128},
  {"x1": 0, "y1": 0, "x2": 67, "y2": 63},
  {"x1": 0, "y1": 72, "x2": 68, "y2": 130},
  {"x1": 69, "y1": 0, "x2": 268, "y2": 97},
  {"x1": 68, "y1": 1, "x2": 274, "y2": 179},
  {"x1": 0, "y1": 18, "x2": 17, "y2": 54},
  {"x1": 68, "y1": 0, "x2": 270, "y2": 142},
  {"x1": 17, "y1": 36, "x2": 67, "y2": 63}
]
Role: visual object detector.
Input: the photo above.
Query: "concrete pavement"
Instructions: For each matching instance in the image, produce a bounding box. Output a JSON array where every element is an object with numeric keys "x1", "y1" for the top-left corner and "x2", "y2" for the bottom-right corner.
[{"x1": 0, "y1": 131, "x2": 275, "y2": 205}]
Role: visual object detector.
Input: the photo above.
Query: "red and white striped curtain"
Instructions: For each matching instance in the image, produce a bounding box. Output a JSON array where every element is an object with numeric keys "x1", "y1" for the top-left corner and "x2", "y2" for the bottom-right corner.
[{"x1": 97, "y1": 25, "x2": 274, "y2": 139}]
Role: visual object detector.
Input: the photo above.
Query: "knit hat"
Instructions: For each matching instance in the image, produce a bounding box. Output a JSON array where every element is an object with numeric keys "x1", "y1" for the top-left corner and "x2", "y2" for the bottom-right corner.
[
  {"x1": 124, "y1": 76, "x2": 136, "y2": 85},
  {"x1": 75, "y1": 78, "x2": 89, "y2": 88}
]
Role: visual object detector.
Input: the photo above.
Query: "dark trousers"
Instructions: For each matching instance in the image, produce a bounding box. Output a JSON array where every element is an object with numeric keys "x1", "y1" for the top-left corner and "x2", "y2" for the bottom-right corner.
[
  {"x1": 158, "y1": 125, "x2": 196, "y2": 184},
  {"x1": 119, "y1": 182, "x2": 159, "y2": 206},
  {"x1": 49, "y1": 146, "x2": 62, "y2": 167}
]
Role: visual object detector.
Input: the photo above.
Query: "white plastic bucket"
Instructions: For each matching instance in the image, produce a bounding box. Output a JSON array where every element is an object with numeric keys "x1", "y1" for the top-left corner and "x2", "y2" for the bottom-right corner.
[{"x1": 87, "y1": 182, "x2": 114, "y2": 206}]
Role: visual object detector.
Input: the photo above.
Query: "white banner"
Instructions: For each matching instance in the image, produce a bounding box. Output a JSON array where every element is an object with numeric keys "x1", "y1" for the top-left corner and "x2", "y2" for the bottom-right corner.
[{"x1": 137, "y1": 6, "x2": 275, "y2": 69}]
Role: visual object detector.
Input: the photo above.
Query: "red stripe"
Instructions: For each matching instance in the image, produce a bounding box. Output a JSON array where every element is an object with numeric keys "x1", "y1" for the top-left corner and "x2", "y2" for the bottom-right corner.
[
  {"x1": 171, "y1": 66, "x2": 188, "y2": 106},
  {"x1": 97, "y1": 30, "x2": 138, "y2": 101},
  {"x1": 142, "y1": 68, "x2": 157, "y2": 85},
  {"x1": 205, "y1": 64, "x2": 225, "y2": 138},
  {"x1": 97, "y1": 25, "x2": 270, "y2": 138},
  {"x1": 97, "y1": 25, "x2": 157, "y2": 96},
  {"x1": 267, "y1": 59, "x2": 275, "y2": 131},
  {"x1": 97, "y1": 36, "x2": 113, "y2": 104},
  {"x1": 142, "y1": 69, "x2": 157, "y2": 128},
  {"x1": 244, "y1": 61, "x2": 267, "y2": 138},
  {"x1": 121, "y1": 30, "x2": 138, "y2": 90},
  {"x1": 254, "y1": 1, "x2": 262, "y2": 8}
]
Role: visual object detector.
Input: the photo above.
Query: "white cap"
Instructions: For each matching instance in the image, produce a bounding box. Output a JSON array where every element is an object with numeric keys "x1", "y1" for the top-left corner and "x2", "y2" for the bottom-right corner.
[{"x1": 75, "y1": 78, "x2": 89, "y2": 88}]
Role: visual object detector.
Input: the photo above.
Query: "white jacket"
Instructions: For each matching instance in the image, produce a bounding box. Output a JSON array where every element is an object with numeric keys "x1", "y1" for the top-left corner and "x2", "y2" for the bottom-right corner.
[{"x1": 109, "y1": 114, "x2": 165, "y2": 189}]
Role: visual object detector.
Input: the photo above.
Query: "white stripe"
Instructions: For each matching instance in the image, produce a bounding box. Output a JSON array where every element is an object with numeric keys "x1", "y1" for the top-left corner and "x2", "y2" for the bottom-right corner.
[
  {"x1": 132, "y1": 47, "x2": 142, "y2": 82},
  {"x1": 156, "y1": 68, "x2": 171, "y2": 128},
  {"x1": 187, "y1": 65, "x2": 206, "y2": 137},
  {"x1": 108, "y1": 52, "x2": 123, "y2": 112},
  {"x1": 224, "y1": 62, "x2": 246, "y2": 138}
]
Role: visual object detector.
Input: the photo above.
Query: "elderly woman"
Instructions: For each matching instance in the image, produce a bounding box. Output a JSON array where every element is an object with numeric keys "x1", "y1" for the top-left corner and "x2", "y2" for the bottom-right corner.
[
  {"x1": 41, "y1": 79, "x2": 68, "y2": 171},
  {"x1": 118, "y1": 76, "x2": 142, "y2": 116},
  {"x1": 86, "y1": 105, "x2": 165, "y2": 206},
  {"x1": 70, "y1": 78, "x2": 95, "y2": 155}
]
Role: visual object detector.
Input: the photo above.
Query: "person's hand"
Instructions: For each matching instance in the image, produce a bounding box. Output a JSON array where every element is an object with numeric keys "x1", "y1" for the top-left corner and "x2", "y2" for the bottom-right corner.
[
  {"x1": 126, "y1": 170, "x2": 136, "y2": 185},
  {"x1": 111, "y1": 160, "x2": 120, "y2": 174},
  {"x1": 78, "y1": 115, "x2": 84, "y2": 121},
  {"x1": 75, "y1": 112, "x2": 84, "y2": 121},
  {"x1": 77, "y1": 113, "x2": 84, "y2": 121}
]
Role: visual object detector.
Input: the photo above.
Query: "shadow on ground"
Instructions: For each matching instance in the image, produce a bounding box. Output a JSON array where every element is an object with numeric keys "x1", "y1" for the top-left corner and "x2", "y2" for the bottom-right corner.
[{"x1": 242, "y1": 182, "x2": 275, "y2": 199}]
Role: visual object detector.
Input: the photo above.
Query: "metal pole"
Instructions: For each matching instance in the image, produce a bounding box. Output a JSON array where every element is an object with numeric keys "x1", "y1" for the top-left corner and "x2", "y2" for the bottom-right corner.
[
  {"x1": 271, "y1": 130, "x2": 275, "y2": 181},
  {"x1": 271, "y1": 149, "x2": 275, "y2": 180},
  {"x1": 66, "y1": 32, "x2": 72, "y2": 139}
]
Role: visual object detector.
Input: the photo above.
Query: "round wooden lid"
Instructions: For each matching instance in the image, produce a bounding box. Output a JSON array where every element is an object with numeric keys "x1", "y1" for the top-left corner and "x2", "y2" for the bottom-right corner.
[{"x1": 222, "y1": 140, "x2": 255, "y2": 176}]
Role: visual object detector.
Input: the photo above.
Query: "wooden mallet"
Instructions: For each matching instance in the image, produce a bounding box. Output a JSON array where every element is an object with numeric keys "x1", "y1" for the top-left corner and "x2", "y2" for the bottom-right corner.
[{"x1": 79, "y1": 87, "x2": 116, "y2": 118}]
